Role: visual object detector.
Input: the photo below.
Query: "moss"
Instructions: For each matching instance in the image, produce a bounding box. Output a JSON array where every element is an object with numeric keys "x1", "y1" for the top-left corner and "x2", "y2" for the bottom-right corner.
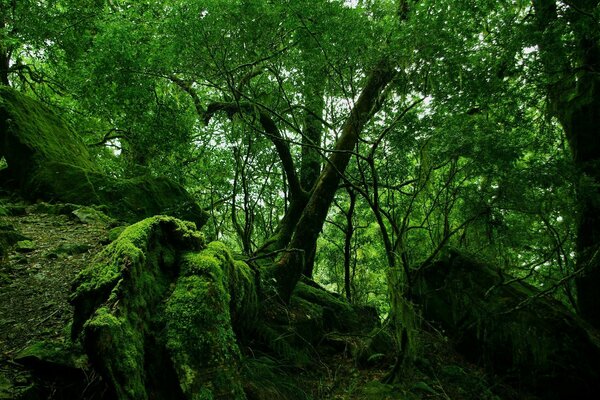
[
  {"x1": 160, "y1": 244, "x2": 258, "y2": 399},
  {"x1": 72, "y1": 217, "x2": 199, "y2": 399},
  {"x1": 164, "y1": 273, "x2": 244, "y2": 399},
  {"x1": 71, "y1": 218, "x2": 259, "y2": 399},
  {"x1": 0, "y1": 87, "x2": 96, "y2": 187},
  {"x1": 108, "y1": 225, "x2": 128, "y2": 242},
  {"x1": 28, "y1": 161, "x2": 208, "y2": 227},
  {"x1": 72, "y1": 216, "x2": 204, "y2": 333},
  {"x1": 15, "y1": 239, "x2": 35, "y2": 252},
  {"x1": 84, "y1": 307, "x2": 147, "y2": 400}
]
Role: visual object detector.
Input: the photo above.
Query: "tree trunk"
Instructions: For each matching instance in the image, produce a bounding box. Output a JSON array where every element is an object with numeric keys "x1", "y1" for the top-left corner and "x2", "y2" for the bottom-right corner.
[
  {"x1": 344, "y1": 189, "x2": 357, "y2": 301},
  {"x1": 0, "y1": 18, "x2": 10, "y2": 86},
  {"x1": 299, "y1": 64, "x2": 326, "y2": 278},
  {"x1": 270, "y1": 58, "x2": 396, "y2": 302},
  {"x1": 533, "y1": 0, "x2": 600, "y2": 328}
]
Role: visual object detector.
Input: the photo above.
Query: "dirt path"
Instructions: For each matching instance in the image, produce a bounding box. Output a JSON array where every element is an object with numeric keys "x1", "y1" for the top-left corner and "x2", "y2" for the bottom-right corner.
[{"x1": 0, "y1": 203, "x2": 109, "y2": 357}]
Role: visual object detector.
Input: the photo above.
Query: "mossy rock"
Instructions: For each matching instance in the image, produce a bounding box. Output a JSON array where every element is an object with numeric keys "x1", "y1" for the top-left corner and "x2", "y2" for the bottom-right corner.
[
  {"x1": 0, "y1": 87, "x2": 96, "y2": 188},
  {"x1": 0, "y1": 88, "x2": 208, "y2": 228},
  {"x1": 71, "y1": 206, "x2": 114, "y2": 225},
  {"x1": 71, "y1": 216, "x2": 256, "y2": 400},
  {"x1": 15, "y1": 239, "x2": 35, "y2": 252},
  {"x1": 55, "y1": 242, "x2": 91, "y2": 255},
  {"x1": 28, "y1": 161, "x2": 208, "y2": 227},
  {"x1": 413, "y1": 249, "x2": 600, "y2": 399}
]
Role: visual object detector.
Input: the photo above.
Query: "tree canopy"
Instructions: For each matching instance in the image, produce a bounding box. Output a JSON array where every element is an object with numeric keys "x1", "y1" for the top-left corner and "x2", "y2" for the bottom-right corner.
[{"x1": 1, "y1": 0, "x2": 600, "y2": 398}]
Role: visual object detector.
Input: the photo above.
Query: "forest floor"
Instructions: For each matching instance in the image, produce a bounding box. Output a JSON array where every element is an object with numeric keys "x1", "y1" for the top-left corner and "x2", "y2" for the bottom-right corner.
[
  {"x1": 0, "y1": 194, "x2": 533, "y2": 400},
  {"x1": 0, "y1": 195, "x2": 111, "y2": 398}
]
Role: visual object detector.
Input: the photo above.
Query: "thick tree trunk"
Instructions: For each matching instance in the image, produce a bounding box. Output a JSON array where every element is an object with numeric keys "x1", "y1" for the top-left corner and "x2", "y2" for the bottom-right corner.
[
  {"x1": 299, "y1": 65, "x2": 326, "y2": 278},
  {"x1": 270, "y1": 59, "x2": 396, "y2": 302},
  {"x1": 300, "y1": 66, "x2": 325, "y2": 192},
  {"x1": 533, "y1": 0, "x2": 600, "y2": 328}
]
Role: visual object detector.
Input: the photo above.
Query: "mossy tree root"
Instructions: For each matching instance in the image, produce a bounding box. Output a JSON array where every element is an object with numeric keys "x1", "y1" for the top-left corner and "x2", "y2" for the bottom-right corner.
[{"x1": 71, "y1": 216, "x2": 257, "y2": 400}]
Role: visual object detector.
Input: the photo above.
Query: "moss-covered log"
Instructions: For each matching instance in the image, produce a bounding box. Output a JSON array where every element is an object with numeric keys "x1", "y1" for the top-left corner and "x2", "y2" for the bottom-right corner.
[
  {"x1": 71, "y1": 216, "x2": 257, "y2": 400},
  {"x1": 414, "y1": 249, "x2": 600, "y2": 399},
  {"x1": 0, "y1": 87, "x2": 207, "y2": 227}
]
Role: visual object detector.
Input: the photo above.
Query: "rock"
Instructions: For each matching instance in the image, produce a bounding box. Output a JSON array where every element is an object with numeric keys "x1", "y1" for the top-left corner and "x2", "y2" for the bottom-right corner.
[
  {"x1": 0, "y1": 86, "x2": 97, "y2": 190},
  {"x1": 71, "y1": 206, "x2": 113, "y2": 225},
  {"x1": 55, "y1": 243, "x2": 91, "y2": 255},
  {"x1": 0, "y1": 87, "x2": 208, "y2": 228},
  {"x1": 413, "y1": 249, "x2": 600, "y2": 399},
  {"x1": 15, "y1": 240, "x2": 35, "y2": 253}
]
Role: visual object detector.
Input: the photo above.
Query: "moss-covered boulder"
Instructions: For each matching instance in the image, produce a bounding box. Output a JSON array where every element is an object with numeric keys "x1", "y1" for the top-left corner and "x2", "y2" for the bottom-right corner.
[
  {"x1": 71, "y1": 216, "x2": 257, "y2": 400},
  {"x1": 0, "y1": 87, "x2": 96, "y2": 188},
  {"x1": 0, "y1": 87, "x2": 207, "y2": 227},
  {"x1": 413, "y1": 249, "x2": 600, "y2": 399}
]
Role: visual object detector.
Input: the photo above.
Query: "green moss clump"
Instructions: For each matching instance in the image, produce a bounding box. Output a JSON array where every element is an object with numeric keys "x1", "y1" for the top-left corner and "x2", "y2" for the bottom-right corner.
[
  {"x1": 164, "y1": 273, "x2": 244, "y2": 399},
  {"x1": 71, "y1": 218, "x2": 259, "y2": 400},
  {"x1": 71, "y1": 216, "x2": 203, "y2": 338},
  {"x1": 161, "y1": 243, "x2": 258, "y2": 399}
]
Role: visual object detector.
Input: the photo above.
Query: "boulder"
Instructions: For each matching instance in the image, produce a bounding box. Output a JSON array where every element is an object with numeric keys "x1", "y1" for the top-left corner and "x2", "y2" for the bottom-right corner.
[
  {"x1": 0, "y1": 87, "x2": 207, "y2": 227},
  {"x1": 413, "y1": 249, "x2": 600, "y2": 399}
]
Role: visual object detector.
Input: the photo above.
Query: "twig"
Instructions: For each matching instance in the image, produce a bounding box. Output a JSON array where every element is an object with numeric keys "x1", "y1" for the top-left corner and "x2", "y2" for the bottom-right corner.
[{"x1": 35, "y1": 309, "x2": 60, "y2": 327}]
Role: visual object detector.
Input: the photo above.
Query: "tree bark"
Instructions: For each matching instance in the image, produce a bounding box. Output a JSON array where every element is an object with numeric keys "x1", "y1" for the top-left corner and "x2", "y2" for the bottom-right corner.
[
  {"x1": 533, "y1": 0, "x2": 600, "y2": 328},
  {"x1": 343, "y1": 188, "x2": 357, "y2": 301},
  {"x1": 299, "y1": 63, "x2": 326, "y2": 277},
  {"x1": 0, "y1": 18, "x2": 11, "y2": 86}
]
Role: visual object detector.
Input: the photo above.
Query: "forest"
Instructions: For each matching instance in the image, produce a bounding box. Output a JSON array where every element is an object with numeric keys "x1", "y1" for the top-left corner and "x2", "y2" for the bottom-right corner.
[{"x1": 1, "y1": 0, "x2": 599, "y2": 399}]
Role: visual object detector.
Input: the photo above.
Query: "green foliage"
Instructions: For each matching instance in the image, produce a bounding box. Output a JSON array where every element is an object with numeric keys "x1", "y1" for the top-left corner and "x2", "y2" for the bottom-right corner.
[{"x1": 3, "y1": 0, "x2": 598, "y2": 396}]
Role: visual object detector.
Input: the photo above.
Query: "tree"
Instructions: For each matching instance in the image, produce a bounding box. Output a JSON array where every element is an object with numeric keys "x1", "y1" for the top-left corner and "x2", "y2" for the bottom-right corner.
[{"x1": 532, "y1": 0, "x2": 600, "y2": 327}]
